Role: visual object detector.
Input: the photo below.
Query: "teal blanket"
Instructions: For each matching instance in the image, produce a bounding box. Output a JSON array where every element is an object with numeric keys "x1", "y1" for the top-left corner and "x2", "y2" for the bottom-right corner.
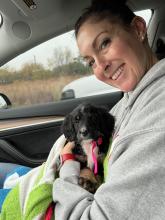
[{"x1": 0, "y1": 135, "x2": 66, "y2": 220}]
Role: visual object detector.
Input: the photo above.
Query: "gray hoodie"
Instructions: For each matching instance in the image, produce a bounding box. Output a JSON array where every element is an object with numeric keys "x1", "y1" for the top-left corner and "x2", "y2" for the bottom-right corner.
[{"x1": 53, "y1": 58, "x2": 165, "y2": 219}]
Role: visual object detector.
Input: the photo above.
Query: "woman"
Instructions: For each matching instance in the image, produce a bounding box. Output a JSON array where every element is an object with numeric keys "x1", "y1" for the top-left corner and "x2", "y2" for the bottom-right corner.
[{"x1": 53, "y1": 0, "x2": 165, "y2": 219}]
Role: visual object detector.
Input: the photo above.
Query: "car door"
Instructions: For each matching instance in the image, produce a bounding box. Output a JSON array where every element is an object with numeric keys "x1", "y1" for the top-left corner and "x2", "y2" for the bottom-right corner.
[{"x1": 0, "y1": 92, "x2": 123, "y2": 167}]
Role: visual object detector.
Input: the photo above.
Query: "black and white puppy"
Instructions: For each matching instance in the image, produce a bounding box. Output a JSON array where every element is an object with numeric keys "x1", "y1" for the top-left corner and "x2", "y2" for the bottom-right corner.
[{"x1": 61, "y1": 103, "x2": 115, "y2": 192}]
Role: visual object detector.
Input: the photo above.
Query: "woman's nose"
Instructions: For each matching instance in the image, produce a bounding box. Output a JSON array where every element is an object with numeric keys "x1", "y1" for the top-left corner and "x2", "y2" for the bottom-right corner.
[{"x1": 93, "y1": 56, "x2": 109, "y2": 76}]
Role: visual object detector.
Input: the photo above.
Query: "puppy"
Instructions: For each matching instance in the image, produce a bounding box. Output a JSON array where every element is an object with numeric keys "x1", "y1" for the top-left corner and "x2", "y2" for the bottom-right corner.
[{"x1": 61, "y1": 103, "x2": 115, "y2": 193}]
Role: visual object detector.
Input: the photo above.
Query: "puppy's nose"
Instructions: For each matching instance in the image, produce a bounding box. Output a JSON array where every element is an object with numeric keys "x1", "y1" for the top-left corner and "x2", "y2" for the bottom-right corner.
[{"x1": 80, "y1": 127, "x2": 88, "y2": 137}]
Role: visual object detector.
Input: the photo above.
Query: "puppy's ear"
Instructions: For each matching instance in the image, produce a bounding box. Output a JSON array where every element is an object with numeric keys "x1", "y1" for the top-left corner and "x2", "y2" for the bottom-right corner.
[
  {"x1": 99, "y1": 107, "x2": 115, "y2": 137},
  {"x1": 61, "y1": 114, "x2": 76, "y2": 141}
]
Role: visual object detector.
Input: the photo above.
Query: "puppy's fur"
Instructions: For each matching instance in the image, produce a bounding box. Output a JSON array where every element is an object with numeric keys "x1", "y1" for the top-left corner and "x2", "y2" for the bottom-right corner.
[{"x1": 61, "y1": 103, "x2": 115, "y2": 193}]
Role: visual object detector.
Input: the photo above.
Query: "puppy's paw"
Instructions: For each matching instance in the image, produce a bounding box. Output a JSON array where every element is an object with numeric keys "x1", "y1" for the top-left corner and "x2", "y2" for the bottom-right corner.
[
  {"x1": 78, "y1": 176, "x2": 98, "y2": 193},
  {"x1": 78, "y1": 168, "x2": 100, "y2": 193}
]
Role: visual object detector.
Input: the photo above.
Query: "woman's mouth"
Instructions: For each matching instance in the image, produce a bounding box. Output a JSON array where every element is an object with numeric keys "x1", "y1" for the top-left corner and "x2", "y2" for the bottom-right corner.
[{"x1": 111, "y1": 64, "x2": 124, "y2": 80}]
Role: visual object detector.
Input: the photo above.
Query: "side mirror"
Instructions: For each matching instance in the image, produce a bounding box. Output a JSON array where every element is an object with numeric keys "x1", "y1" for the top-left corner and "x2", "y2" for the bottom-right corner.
[{"x1": 0, "y1": 93, "x2": 11, "y2": 109}]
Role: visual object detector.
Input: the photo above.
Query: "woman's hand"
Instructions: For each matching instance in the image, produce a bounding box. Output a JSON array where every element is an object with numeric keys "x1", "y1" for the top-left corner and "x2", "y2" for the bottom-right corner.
[
  {"x1": 61, "y1": 141, "x2": 75, "y2": 155},
  {"x1": 61, "y1": 142, "x2": 87, "y2": 161},
  {"x1": 60, "y1": 142, "x2": 76, "y2": 165}
]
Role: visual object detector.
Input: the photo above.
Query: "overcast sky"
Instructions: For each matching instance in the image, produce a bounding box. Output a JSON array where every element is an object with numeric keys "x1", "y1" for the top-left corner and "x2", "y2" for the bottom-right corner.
[
  {"x1": 3, "y1": 10, "x2": 151, "y2": 71},
  {"x1": 4, "y1": 30, "x2": 79, "y2": 70}
]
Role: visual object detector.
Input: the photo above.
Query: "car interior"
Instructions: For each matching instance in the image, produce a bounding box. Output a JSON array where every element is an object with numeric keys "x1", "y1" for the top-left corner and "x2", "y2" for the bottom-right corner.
[{"x1": 0, "y1": 0, "x2": 165, "y2": 186}]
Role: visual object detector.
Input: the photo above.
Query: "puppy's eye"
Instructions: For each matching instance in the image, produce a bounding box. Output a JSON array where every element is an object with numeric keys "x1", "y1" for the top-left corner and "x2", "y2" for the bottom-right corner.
[{"x1": 75, "y1": 115, "x2": 80, "y2": 122}]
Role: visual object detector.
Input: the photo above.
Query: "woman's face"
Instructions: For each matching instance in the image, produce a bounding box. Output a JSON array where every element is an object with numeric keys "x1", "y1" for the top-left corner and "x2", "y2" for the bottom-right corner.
[{"x1": 77, "y1": 17, "x2": 149, "y2": 92}]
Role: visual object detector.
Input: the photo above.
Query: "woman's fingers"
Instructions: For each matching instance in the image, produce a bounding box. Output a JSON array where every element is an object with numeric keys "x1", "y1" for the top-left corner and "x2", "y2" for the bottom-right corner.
[{"x1": 61, "y1": 141, "x2": 75, "y2": 155}]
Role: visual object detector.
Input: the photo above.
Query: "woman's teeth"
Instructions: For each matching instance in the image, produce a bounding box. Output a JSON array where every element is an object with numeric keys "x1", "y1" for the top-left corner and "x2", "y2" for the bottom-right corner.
[{"x1": 111, "y1": 65, "x2": 124, "y2": 80}]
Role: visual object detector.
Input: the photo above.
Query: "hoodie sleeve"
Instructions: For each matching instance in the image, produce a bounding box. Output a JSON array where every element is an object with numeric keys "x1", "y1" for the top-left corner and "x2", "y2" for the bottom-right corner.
[{"x1": 53, "y1": 128, "x2": 165, "y2": 220}]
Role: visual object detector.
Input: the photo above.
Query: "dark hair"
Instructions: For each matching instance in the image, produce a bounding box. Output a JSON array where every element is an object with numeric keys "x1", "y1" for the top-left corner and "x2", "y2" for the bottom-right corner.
[{"x1": 75, "y1": 0, "x2": 135, "y2": 37}]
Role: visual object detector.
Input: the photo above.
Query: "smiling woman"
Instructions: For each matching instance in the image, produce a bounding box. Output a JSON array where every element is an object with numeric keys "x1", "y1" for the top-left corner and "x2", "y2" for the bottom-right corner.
[{"x1": 1, "y1": 0, "x2": 165, "y2": 218}]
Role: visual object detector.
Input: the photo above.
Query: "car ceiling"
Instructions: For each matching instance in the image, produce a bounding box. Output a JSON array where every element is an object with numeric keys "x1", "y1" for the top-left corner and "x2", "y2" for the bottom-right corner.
[{"x1": 0, "y1": 0, "x2": 164, "y2": 66}]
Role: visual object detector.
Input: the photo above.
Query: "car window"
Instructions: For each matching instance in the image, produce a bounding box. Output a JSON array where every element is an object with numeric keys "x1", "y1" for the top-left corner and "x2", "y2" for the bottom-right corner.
[
  {"x1": 0, "y1": 9, "x2": 152, "y2": 107},
  {"x1": 0, "y1": 31, "x2": 90, "y2": 107}
]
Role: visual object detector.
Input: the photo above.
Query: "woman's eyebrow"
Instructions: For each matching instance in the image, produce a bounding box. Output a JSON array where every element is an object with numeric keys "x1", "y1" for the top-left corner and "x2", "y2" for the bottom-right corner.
[{"x1": 81, "y1": 30, "x2": 108, "y2": 60}]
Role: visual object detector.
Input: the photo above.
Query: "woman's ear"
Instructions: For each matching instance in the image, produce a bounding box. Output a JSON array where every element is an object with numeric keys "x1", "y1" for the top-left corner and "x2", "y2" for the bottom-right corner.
[{"x1": 131, "y1": 16, "x2": 147, "y2": 42}]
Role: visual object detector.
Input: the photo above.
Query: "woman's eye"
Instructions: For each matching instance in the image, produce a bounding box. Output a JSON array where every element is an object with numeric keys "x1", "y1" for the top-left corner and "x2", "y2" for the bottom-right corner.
[
  {"x1": 99, "y1": 38, "x2": 111, "y2": 50},
  {"x1": 88, "y1": 59, "x2": 95, "y2": 68}
]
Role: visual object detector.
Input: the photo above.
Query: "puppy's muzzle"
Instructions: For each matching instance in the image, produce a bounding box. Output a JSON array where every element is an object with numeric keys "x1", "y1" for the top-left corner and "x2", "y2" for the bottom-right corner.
[{"x1": 78, "y1": 127, "x2": 90, "y2": 140}]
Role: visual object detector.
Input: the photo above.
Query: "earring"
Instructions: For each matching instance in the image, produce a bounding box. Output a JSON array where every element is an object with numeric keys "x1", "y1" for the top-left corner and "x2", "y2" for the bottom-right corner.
[{"x1": 141, "y1": 35, "x2": 144, "y2": 41}]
